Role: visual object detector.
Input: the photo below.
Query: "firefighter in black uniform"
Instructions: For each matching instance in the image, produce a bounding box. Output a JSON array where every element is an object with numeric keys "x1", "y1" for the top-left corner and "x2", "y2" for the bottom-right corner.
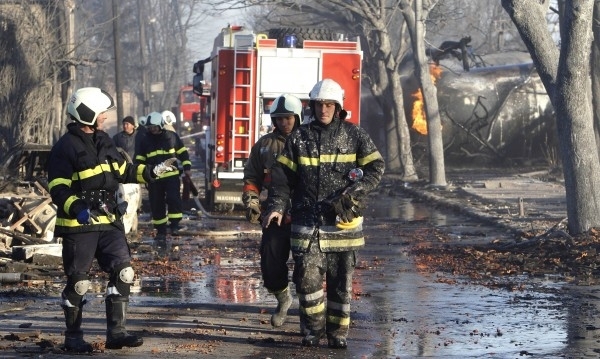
[
  {"x1": 48, "y1": 87, "x2": 177, "y2": 353},
  {"x1": 135, "y1": 111, "x2": 191, "y2": 240},
  {"x1": 242, "y1": 94, "x2": 303, "y2": 328},
  {"x1": 263, "y1": 79, "x2": 385, "y2": 349}
]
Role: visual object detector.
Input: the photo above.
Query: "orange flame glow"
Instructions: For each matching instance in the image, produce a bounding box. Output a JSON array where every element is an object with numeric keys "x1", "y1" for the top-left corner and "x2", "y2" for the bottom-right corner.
[{"x1": 411, "y1": 65, "x2": 443, "y2": 135}]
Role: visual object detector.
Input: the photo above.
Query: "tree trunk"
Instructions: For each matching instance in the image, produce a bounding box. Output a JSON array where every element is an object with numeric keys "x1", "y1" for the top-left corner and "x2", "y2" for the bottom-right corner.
[
  {"x1": 385, "y1": 72, "x2": 418, "y2": 181},
  {"x1": 405, "y1": 0, "x2": 447, "y2": 187},
  {"x1": 591, "y1": 1, "x2": 600, "y2": 160},
  {"x1": 554, "y1": 1, "x2": 600, "y2": 234},
  {"x1": 503, "y1": 0, "x2": 600, "y2": 234}
]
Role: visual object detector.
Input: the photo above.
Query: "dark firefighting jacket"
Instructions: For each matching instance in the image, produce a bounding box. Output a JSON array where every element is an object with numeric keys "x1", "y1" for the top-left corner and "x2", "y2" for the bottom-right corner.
[
  {"x1": 48, "y1": 122, "x2": 154, "y2": 235},
  {"x1": 267, "y1": 117, "x2": 385, "y2": 252},
  {"x1": 243, "y1": 129, "x2": 287, "y2": 201},
  {"x1": 135, "y1": 130, "x2": 191, "y2": 178}
]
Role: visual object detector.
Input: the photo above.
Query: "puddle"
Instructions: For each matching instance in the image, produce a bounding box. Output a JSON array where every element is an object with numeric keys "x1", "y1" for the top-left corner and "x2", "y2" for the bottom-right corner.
[{"x1": 126, "y1": 195, "x2": 599, "y2": 357}]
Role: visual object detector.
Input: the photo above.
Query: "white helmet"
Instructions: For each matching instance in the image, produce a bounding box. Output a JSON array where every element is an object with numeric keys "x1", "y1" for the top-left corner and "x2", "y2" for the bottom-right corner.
[
  {"x1": 138, "y1": 115, "x2": 147, "y2": 127},
  {"x1": 309, "y1": 79, "x2": 344, "y2": 108},
  {"x1": 67, "y1": 87, "x2": 115, "y2": 126},
  {"x1": 270, "y1": 94, "x2": 303, "y2": 125},
  {"x1": 161, "y1": 110, "x2": 176, "y2": 125},
  {"x1": 145, "y1": 111, "x2": 164, "y2": 129}
]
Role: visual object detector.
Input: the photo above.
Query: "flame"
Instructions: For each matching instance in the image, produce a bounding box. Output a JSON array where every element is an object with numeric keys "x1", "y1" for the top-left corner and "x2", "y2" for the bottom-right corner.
[{"x1": 411, "y1": 64, "x2": 443, "y2": 135}]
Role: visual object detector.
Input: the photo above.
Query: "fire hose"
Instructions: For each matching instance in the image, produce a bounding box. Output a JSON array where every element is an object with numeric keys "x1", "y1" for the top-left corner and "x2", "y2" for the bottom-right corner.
[{"x1": 183, "y1": 175, "x2": 245, "y2": 221}]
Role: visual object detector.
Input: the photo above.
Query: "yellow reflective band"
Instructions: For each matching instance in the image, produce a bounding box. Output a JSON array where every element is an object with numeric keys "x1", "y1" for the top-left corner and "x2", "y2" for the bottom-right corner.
[
  {"x1": 358, "y1": 150, "x2": 383, "y2": 166},
  {"x1": 327, "y1": 315, "x2": 350, "y2": 326},
  {"x1": 136, "y1": 165, "x2": 146, "y2": 183},
  {"x1": 146, "y1": 148, "x2": 176, "y2": 158},
  {"x1": 291, "y1": 238, "x2": 310, "y2": 249},
  {"x1": 320, "y1": 153, "x2": 356, "y2": 163},
  {"x1": 64, "y1": 195, "x2": 79, "y2": 215},
  {"x1": 157, "y1": 170, "x2": 179, "y2": 179},
  {"x1": 167, "y1": 213, "x2": 183, "y2": 220},
  {"x1": 181, "y1": 160, "x2": 191, "y2": 167},
  {"x1": 136, "y1": 155, "x2": 146, "y2": 162},
  {"x1": 297, "y1": 156, "x2": 319, "y2": 166},
  {"x1": 302, "y1": 301, "x2": 325, "y2": 315},
  {"x1": 277, "y1": 155, "x2": 297, "y2": 172},
  {"x1": 319, "y1": 237, "x2": 365, "y2": 248},
  {"x1": 56, "y1": 214, "x2": 113, "y2": 227},
  {"x1": 176, "y1": 147, "x2": 187, "y2": 155},
  {"x1": 77, "y1": 163, "x2": 111, "y2": 180},
  {"x1": 152, "y1": 217, "x2": 169, "y2": 225},
  {"x1": 115, "y1": 161, "x2": 126, "y2": 175},
  {"x1": 48, "y1": 178, "x2": 71, "y2": 191}
]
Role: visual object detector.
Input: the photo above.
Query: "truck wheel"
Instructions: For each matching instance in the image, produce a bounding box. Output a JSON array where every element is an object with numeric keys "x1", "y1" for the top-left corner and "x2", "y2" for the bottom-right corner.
[{"x1": 267, "y1": 28, "x2": 335, "y2": 48}]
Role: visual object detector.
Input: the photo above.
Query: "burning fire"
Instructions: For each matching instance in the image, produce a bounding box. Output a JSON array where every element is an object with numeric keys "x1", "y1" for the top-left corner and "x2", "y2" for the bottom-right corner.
[{"x1": 411, "y1": 65, "x2": 443, "y2": 135}]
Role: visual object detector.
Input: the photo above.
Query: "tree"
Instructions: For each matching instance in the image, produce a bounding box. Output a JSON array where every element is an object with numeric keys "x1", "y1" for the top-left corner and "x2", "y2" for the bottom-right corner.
[
  {"x1": 502, "y1": 0, "x2": 600, "y2": 235},
  {"x1": 0, "y1": 0, "x2": 70, "y2": 147},
  {"x1": 400, "y1": 0, "x2": 446, "y2": 186},
  {"x1": 75, "y1": 0, "x2": 207, "y2": 117}
]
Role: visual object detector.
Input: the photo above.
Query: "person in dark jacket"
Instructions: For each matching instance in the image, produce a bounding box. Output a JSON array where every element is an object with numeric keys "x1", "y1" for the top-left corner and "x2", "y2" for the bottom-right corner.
[
  {"x1": 263, "y1": 79, "x2": 385, "y2": 349},
  {"x1": 242, "y1": 94, "x2": 303, "y2": 329},
  {"x1": 48, "y1": 87, "x2": 176, "y2": 353},
  {"x1": 135, "y1": 111, "x2": 191, "y2": 240},
  {"x1": 112, "y1": 116, "x2": 137, "y2": 161}
]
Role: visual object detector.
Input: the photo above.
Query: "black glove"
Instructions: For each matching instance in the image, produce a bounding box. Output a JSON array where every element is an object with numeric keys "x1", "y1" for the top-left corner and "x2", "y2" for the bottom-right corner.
[
  {"x1": 242, "y1": 191, "x2": 261, "y2": 224},
  {"x1": 330, "y1": 194, "x2": 361, "y2": 223}
]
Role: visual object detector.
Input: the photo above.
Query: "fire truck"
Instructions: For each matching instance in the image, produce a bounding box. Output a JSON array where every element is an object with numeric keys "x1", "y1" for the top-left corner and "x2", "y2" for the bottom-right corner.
[
  {"x1": 198, "y1": 26, "x2": 362, "y2": 211},
  {"x1": 177, "y1": 84, "x2": 210, "y2": 137}
]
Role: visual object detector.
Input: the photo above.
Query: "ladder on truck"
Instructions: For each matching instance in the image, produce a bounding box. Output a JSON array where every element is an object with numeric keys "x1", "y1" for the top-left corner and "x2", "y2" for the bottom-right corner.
[{"x1": 230, "y1": 34, "x2": 254, "y2": 172}]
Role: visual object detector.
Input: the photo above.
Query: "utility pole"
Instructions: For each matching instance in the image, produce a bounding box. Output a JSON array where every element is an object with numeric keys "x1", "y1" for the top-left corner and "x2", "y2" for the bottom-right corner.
[
  {"x1": 138, "y1": 0, "x2": 150, "y2": 115},
  {"x1": 112, "y1": 0, "x2": 124, "y2": 121}
]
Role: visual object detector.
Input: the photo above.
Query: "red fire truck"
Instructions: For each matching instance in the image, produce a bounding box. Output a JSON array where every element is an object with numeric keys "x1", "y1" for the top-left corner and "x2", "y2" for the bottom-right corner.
[
  {"x1": 177, "y1": 85, "x2": 210, "y2": 136},
  {"x1": 200, "y1": 26, "x2": 362, "y2": 211}
]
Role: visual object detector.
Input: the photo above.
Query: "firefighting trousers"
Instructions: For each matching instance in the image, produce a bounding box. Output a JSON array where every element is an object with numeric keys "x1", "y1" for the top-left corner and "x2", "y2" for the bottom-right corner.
[
  {"x1": 260, "y1": 222, "x2": 291, "y2": 292},
  {"x1": 62, "y1": 230, "x2": 131, "y2": 276},
  {"x1": 292, "y1": 241, "x2": 356, "y2": 339},
  {"x1": 148, "y1": 176, "x2": 182, "y2": 233}
]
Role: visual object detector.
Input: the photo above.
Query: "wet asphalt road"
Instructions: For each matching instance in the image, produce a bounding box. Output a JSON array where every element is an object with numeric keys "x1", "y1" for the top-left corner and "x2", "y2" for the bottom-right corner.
[{"x1": 3, "y1": 192, "x2": 600, "y2": 358}]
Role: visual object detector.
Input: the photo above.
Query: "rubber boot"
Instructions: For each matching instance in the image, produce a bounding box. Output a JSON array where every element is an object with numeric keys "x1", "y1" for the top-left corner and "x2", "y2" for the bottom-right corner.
[
  {"x1": 63, "y1": 303, "x2": 93, "y2": 353},
  {"x1": 302, "y1": 330, "x2": 324, "y2": 347},
  {"x1": 270, "y1": 286, "x2": 292, "y2": 327},
  {"x1": 105, "y1": 296, "x2": 143, "y2": 349},
  {"x1": 327, "y1": 336, "x2": 348, "y2": 349},
  {"x1": 299, "y1": 313, "x2": 309, "y2": 336}
]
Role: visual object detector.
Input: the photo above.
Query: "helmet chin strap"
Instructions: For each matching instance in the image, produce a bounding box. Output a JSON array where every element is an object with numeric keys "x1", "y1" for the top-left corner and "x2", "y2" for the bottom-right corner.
[{"x1": 77, "y1": 122, "x2": 97, "y2": 134}]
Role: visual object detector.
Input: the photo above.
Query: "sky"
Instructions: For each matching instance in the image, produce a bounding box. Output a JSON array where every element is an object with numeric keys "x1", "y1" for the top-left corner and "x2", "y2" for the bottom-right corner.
[{"x1": 188, "y1": 7, "x2": 250, "y2": 78}]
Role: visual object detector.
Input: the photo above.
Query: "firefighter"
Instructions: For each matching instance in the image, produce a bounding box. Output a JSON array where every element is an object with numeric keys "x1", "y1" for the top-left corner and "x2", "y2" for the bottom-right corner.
[
  {"x1": 263, "y1": 79, "x2": 385, "y2": 349},
  {"x1": 242, "y1": 94, "x2": 302, "y2": 329},
  {"x1": 136, "y1": 111, "x2": 192, "y2": 240},
  {"x1": 161, "y1": 110, "x2": 177, "y2": 132},
  {"x1": 48, "y1": 87, "x2": 177, "y2": 352}
]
